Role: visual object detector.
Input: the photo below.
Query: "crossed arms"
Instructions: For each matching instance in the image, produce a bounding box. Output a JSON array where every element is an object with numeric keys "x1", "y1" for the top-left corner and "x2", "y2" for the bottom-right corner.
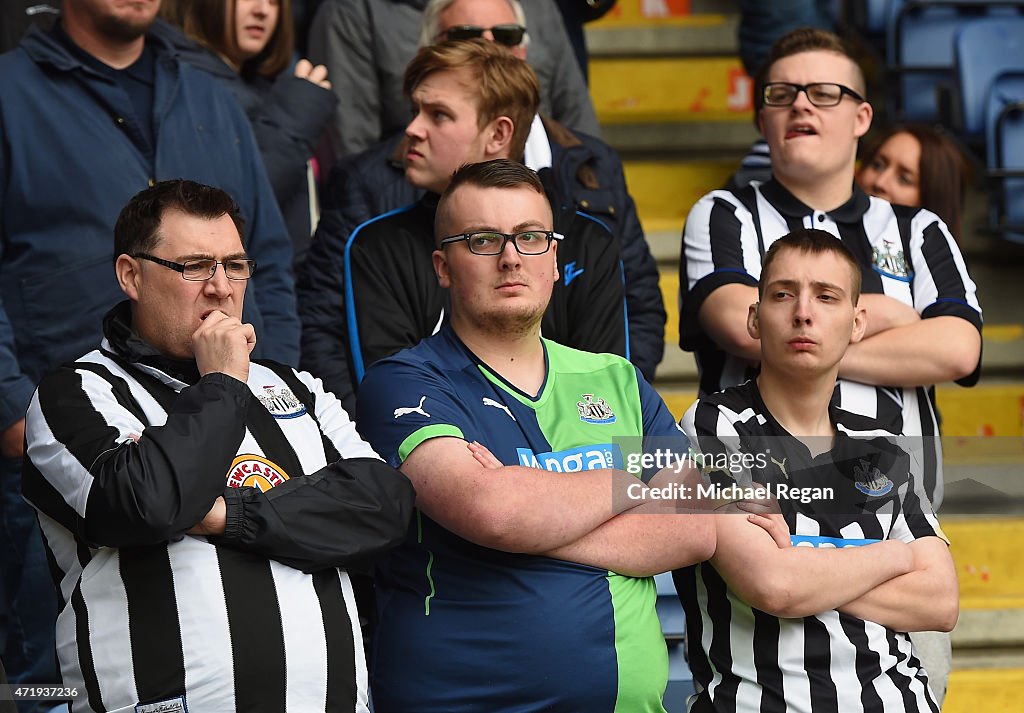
[
  {"x1": 400, "y1": 436, "x2": 714, "y2": 577},
  {"x1": 711, "y1": 509, "x2": 958, "y2": 631},
  {"x1": 701, "y1": 284, "x2": 980, "y2": 387}
]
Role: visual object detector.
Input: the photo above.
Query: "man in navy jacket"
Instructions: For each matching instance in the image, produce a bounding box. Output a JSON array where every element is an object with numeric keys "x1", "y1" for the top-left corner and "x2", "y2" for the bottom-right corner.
[{"x1": 0, "y1": 0, "x2": 299, "y2": 699}]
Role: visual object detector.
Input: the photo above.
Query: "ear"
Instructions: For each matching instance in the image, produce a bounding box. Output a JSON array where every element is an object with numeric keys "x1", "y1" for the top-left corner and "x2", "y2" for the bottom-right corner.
[
  {"x1": 849, "y1": 303, "x2": 867, "y2": 344},
  {"x1": 483, "y1": 116, "x2": 515, "y2": 158},
  {"x1": 115, "y1": 254, "x2": 142, "y2": 301},
  {"x1": 433, "y1": 249, "x2": 451, "y2": 288},
  {"x1": 854, "y1": 100, "x2": 873, "y2": 139},
  {"x1": 756, "y1": 108, "x2": 765, "y2": 136},
  {"x1": 746, "y1": 301, "x2": 760, "y2": 340}
]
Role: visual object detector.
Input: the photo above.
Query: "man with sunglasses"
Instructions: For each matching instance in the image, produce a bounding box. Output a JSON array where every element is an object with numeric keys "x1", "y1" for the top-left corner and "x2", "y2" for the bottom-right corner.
[
  {"x1": 678, "y1": 28, "x2": 981, "y2": 703},
  {"x1": 300, "y1": 39, "x2": 628, "y2": 415},
  {"x1": 22, "y1": 180, "x2": 414, "y2": 713},
  {"x1": 308, "y1": 0, "x2": 598, "y2": 158},
  {"x1": 356, "y1": 159, "x2": 713, "y2": 713}
]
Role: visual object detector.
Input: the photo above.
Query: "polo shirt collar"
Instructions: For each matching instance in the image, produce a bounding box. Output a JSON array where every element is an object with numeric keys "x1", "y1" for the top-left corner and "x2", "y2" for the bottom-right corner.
[{"x1": 760, "y1": 178, "x2": 871, "y2": 224}]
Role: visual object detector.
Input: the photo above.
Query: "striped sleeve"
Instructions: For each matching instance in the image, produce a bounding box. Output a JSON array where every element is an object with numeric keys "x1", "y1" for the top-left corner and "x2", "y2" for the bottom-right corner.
[
  {"x1": 679, "y1": 191, "x2": 760, "y2": 350},
  {"x1": 908, "y1": 210, "x2": 983, "y2": 328},
  {"x1": 890, "y1": 478, "x2": 949, "y2": 545},
  {"x1": 679, "y1": 398, "x2": 748, "y2": 487}
]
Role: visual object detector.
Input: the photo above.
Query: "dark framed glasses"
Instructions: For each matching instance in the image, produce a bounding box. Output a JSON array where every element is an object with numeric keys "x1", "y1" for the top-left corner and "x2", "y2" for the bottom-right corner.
[
  {"x1": 442, "y1": 24, "x2": 526, "y2": 47},
  {"x1": 762, "y1": 82, "x2": 865, "y2": 107},
  {"x1": 134, "y1": 253, "x2": 257, "y2": 281},
  {"x1": 439, "y1": 230, "x2": 562, "y2": 256}
]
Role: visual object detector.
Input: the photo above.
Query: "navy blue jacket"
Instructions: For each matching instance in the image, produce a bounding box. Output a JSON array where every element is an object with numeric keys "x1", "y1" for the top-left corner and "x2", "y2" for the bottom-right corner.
[
  {"x1": 300, "y1": 117, "x2": 665, "y2": 381},
  {"x1": 168, "y1": 34, "x2": 337, "y2": 267},
  {"x1": 0, "y1": 20, "x2": 300, "y2": 431}
]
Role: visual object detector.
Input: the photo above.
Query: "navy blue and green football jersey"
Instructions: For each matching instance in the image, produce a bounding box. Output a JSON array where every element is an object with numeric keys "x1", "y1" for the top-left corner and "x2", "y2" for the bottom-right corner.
[{"x1": 357, "y1": 326, "x2": 688, "y2": 712}]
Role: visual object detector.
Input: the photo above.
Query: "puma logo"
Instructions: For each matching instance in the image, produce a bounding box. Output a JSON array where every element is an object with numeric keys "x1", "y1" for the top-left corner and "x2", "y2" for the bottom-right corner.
[
  {"x1": 482, "y1": 397, "x2": 516, "y2": 421},
  {"x1": 771, "y1": 455, "x2": 789, "y2": 479},
  {"x1": 394, "y1": 396, "x2": 430, "y2": 419}
]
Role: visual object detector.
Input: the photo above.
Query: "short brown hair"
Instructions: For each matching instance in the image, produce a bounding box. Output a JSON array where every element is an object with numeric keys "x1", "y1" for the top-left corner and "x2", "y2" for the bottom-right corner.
[
  {"x1": 114, "y1": 180, "x2": 246, "y2": 263},
  {"x1": 754, "y1": 27, "x2": 866, "y2": 113},
  {"x1": 161, "y1": 0, "x2": 294, "y2": 78},
  {"x1": 435, "y1": 159, "x2": 546, "y2": 241},
  {"x1": 759, "y1": 229, "x2": 862, "y2": 304},
  {"x1": 403, "y1": 39, "x2": 539, "y2": 161},
  {"x1": 860, "y1": 124, "x2": 967, "y2": 241}
]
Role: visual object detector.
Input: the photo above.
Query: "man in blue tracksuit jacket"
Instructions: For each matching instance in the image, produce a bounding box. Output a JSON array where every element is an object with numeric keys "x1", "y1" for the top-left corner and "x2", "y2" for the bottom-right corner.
[{"x1": 0, "y1": 2, "x2": 299, "y2": 701}]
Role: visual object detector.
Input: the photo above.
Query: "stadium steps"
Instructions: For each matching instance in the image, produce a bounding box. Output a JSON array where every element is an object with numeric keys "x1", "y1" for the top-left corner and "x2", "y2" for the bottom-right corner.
[
  {"x1": 587, "y1": 3, "x2": 1024, "y2": 709},
  {"x1": 945, "y1": 518, "x2": 1024, "y2": 713},
  {"x1": 587, "y1": 1, "x2": 755, "y2": 155}
]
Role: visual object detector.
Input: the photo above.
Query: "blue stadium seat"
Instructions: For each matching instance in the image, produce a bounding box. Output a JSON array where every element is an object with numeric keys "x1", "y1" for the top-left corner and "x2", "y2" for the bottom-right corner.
[
  {"x1": 985, "y1": 71, "x2": 1024, "y2": 242},
  {"x1": 655, "y1": 571, "x2": 685, "y2": 641},
  {"x1": 954, "y1": 17, "x2": 1024, "y2": 138},
  {"x1": 887, "y1": 1, "x2": 1022, "y2": 122},
  {"x1": 865, "y1": 0, "x2": 894, "y2": 32}
]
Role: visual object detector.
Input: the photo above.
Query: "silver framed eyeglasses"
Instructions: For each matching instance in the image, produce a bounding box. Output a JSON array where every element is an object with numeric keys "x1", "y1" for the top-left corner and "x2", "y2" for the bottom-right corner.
[
  {"x1": 762, "y1": 82, "x2": 865, "y2": 107},
  {"x1": 133, "y1": 253, "x2": 257, "y2": 281},
  {"x1": 439, "y1": 230, "x2": 563, "y2": 256}
]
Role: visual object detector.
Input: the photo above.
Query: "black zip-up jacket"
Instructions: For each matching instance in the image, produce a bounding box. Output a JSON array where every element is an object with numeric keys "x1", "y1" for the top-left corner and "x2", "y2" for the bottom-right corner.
[
  {"x1": 299, "y1": 189, "x2": 627, "y2": 416},
  {"x1": 298, "y1": 118, "x2": 664, "y2": 395}
]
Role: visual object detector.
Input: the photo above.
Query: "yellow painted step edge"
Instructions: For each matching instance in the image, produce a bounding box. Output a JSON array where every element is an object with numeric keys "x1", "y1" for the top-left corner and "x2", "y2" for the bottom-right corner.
[
  {"x1": 945, "y1": 669, "x2": 1024, "y2": 712},
  {"x1": 959, "y1": 596, "x2": 1024, "y2": 610}
]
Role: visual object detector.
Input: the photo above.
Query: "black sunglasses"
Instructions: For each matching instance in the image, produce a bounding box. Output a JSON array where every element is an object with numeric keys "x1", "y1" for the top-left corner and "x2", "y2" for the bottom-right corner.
[{"x1": 442, "y1": 24, "x2": 526, "y2": 47}]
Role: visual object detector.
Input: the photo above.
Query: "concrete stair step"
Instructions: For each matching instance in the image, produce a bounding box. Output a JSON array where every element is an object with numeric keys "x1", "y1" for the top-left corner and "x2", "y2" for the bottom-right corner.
[
  {"x1": 953, "y1": 608, "x2": 1024, "y2": 649},
  {"x1": 587, "y1": 13, "x2": 738, "y2": 57},
  {"x1": 602, "y1": 121, "x2": 759, "y2": 155}
]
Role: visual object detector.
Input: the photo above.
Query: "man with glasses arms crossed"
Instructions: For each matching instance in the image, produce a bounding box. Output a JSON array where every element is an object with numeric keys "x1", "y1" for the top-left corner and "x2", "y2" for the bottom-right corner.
[
  {"x1": 22, "y1": 180, "x2": 413, "y2": 713},
  {"x1": 678, "y1": 27, "x2": 981, "y2": 703},
  {"x1": 357, "y1": 159, "x2": 713, "y2": 712}
]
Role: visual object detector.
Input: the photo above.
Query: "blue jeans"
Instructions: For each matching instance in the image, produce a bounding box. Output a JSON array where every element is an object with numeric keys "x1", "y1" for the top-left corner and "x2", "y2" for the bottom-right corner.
[{"x1": 1, "y1": 457, "x2": 57, "y2": 713}]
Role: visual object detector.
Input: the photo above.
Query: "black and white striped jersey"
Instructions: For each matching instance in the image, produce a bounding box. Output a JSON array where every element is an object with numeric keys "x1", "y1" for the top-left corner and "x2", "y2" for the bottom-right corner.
[
  {"x1": 22, "y1": 306, "x2": 414, "y2": 713},
  {"x1": 676, "y1": 380, "x2": 947, "y2": 713},
  {"x1": 679, "y1": 179, "x2": 982, "y2": 507}
]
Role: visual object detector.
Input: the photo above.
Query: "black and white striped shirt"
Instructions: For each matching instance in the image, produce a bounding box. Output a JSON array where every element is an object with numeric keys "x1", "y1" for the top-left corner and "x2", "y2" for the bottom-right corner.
[
  {"x1": 677, "y1": 380, "x2": 946, "y2": 713},
  {"x1": 22, "y1": 309, "x2": 412, "y2": 713},
  {"x1": 679, "y1": 179, "x2": 982, "y2": 506}
]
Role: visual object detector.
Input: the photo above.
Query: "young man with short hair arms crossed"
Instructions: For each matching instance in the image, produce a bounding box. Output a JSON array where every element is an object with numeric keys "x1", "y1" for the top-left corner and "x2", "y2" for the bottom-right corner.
[{"x1": 677, "y1": 230, "x2": 957, "y2": 713}]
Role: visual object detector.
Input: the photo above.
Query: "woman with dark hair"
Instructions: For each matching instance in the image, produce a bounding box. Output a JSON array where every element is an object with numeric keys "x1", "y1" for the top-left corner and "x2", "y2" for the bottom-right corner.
[
  {"x1": 163, "y1": 0, "x2": 336, "y2": 265},
  {"x1": 857, "y1": 124, "x2": 968, "y2": 241},
  {"x1": 857, "y1": 123, "x2": 970, "y2": 708}
]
